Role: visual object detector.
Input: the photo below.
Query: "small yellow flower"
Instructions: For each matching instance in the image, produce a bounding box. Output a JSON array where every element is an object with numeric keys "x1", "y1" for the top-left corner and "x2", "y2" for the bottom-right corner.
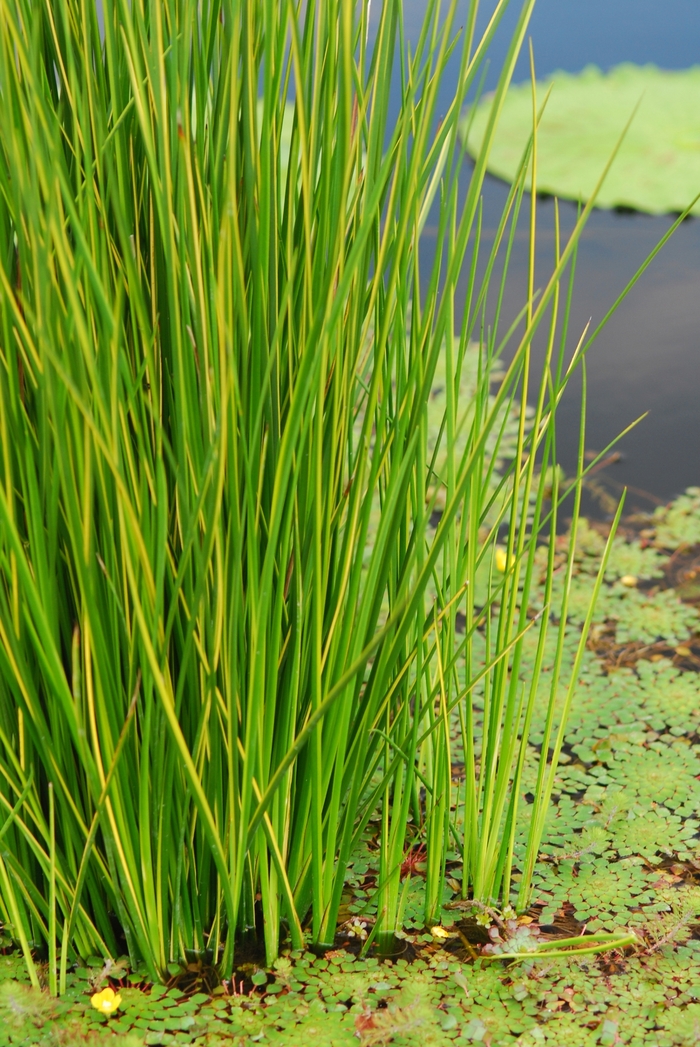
[
  {"x1": 430, "y1": 925, "x2": 455, "y2": 939},
  {"x1": 619, "y1": 574, "x2": 638, "y2": 588},
  {"x1": 91, "y1": 986, "x2": 122, "y2": 1015},
  {"x1": 495, "y1": 545, "x2": 514, "y2": 573}
]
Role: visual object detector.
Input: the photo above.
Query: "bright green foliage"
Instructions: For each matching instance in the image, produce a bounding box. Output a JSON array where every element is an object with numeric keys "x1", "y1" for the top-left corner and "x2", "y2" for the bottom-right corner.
[
  {"x1": 541, "y1": 783, "x2": 699, "y2": 866},
  {"x1": 654, "y1": 1004, "x2": 700, "y2": 1047},
  {"x1": 606, "y1": 589, "x2": 699, "y2": 645},
  {"x1": 6, "y1": 936, "x2": 700, "y2": 1045},
  {"x1": 571, "y1": 518, "x2": 607, "y2": 563},
  {"x1": 0, "y1": 0, "x2": 629, "y2": 989},
  {"x1": 598, "y1": 749, "x2": 700, "y2": 815},
  {"x1": 463, "y1": 64, "x2": 700, "y2": 215},
  {"x1": 0, "y1": 0, "x2": 692, "y2": 1007},
  {"x1": 653, "y1": 488, "x2": 700, "y2": 548},
  {"x1": 605, "y1": 538, "x2": 667, "y2": 582},
  {"x1": 0, "y1": 980, "x2": 58, "y2": 1038},
  {"x1": 633, "y1": 661, "x2": 700, "y2": 734},
  {"x1": 533, "y1": 532, "x2": 697, "y2": 641},
  {"x1": 533, "y1": 858, "x2": 660, "y2": 931},
  {"x1": 4, "y1": 613, "x2": 700, "y2": 1047},
  {"x1": 560, "y1": 659, "x2": 700, "y2": 754},
  {"x1": 611, "y1": 807, "x2": 699, "y2": 864},
  {"x1": 424, "y1": 340, "x2": 527, "y2": 515}
]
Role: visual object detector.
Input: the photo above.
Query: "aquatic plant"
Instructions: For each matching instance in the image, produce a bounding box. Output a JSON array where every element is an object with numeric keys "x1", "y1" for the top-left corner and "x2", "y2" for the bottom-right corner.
[
  {"x1": 463, "y1": 64, "x2": 700, "y2": 215},
  {"x1": 0, "y1": 0, "x2": 684, "y2": 992},
  {"x1": 0, "y1": 504, "x2": 698, "y2": 1040}
]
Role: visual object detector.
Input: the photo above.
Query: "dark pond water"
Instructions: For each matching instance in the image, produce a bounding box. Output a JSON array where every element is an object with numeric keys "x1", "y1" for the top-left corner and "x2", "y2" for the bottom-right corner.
[{"x1": 392, "y1": 0, "x2": 700, "y2": 516}]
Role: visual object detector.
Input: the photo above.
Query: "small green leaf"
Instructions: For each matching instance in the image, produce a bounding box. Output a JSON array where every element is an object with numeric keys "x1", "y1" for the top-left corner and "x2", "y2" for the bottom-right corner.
[
  {"x1": 463, "y1": 1016, "x2": 488, "y2": 1041},
  {"x1": 599, "y1": 1018, "x2": 619, "y2": 1046}
]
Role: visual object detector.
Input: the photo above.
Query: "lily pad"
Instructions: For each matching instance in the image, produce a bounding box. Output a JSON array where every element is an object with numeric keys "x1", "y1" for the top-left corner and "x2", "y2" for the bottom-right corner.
[{"x1": 463, "y1": 64, "x2": 700, "y2": 215}]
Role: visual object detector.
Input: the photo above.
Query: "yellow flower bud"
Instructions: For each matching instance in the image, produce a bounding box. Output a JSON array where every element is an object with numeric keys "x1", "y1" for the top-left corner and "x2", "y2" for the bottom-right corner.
[
  {"x1": 495, "y1": 546, "x2": 514, "y2": 573},
  {"x1": 91, "y1": 987, "x2": 122, "y2": 1015}
]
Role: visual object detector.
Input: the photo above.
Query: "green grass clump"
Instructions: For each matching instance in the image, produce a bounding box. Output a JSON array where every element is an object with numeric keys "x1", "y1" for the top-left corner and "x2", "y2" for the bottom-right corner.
[
  {"x1": 0, "y1": 0, "x2": 681, "y2": 993},
  {"x1": 0, "y1": 502, "x2": 699, "y2": 1041}
]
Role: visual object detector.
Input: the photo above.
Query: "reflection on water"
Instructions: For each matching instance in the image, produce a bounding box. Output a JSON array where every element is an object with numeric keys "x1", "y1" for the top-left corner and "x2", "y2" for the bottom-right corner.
[{"x1": 393, "y1": 0, "x2": 700, "y2": 512}]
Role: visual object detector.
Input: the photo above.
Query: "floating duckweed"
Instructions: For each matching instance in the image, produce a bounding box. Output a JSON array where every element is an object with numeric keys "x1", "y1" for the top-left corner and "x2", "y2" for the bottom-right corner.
[{"x1": 653, "y1": 487, "x2": 700, "y2": 548}]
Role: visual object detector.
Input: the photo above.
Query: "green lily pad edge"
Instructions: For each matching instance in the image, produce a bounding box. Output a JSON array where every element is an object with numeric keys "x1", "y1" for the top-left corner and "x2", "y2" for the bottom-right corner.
[{"x1": 462, "y1": 63, "x2": 700, "y2": 216}]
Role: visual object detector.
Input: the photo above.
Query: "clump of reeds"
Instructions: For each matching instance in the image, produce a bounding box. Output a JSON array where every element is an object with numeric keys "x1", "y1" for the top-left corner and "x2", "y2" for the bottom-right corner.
[{"x1": 0, "y1": 0, "x2": 676, "y2": 992}]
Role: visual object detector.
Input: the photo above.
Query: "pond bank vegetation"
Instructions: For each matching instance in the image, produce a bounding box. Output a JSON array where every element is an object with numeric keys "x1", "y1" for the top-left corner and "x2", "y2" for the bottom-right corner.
[
  {"x1": 2, "y1": 494, "x2": 700, "y2": 1044},
  {"x1": 0, "y1": 0, "x2": 698, "y2": 1043}
]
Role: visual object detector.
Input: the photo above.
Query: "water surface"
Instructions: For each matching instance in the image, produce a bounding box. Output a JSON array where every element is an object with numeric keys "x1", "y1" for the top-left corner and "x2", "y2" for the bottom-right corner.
[{"x1": 395, "y1": 0, "x2": 700, "y2": 514}]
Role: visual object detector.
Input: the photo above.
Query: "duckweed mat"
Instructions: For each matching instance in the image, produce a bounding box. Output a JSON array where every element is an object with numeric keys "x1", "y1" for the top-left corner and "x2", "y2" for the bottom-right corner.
[
  {"x1": 463, "y1": 64, "x2": 700, "y2": 216},
  {"x1": 3, "y1": 488, "x2": 700, "y2": 1047}
]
